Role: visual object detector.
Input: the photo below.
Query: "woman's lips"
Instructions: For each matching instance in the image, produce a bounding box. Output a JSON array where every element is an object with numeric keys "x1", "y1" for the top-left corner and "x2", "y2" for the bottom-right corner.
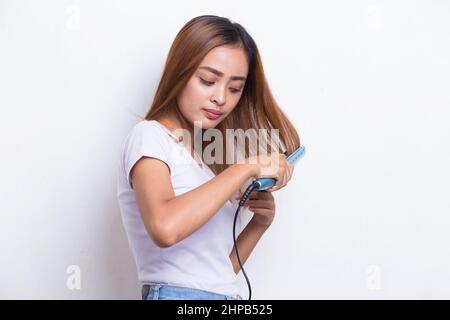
[{"x1": 203, "y1": 108, "x2": 222, "y2": 120}]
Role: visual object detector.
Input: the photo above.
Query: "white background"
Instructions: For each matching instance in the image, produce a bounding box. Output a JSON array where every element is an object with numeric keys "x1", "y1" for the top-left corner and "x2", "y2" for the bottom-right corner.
[{"x1": 1, "y1": 0, "x2": 449, "y2": 299}]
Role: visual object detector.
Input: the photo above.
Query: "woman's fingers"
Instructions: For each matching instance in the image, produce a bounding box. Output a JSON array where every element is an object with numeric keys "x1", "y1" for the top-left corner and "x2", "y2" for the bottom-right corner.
[
  {"x1": 286, "y1": 163, "x2": 294, "y2": 182},
  {"x1": 272, "y1": 161, "x2": 294, "y2": 191},
  {"x1": 236, "y1": 190, "x2": 274, "y2": 200},
  {"x1": 248, "y1": 190, "x2": 273, "y2": 200},
  {"x1": 244, "y1": 199, "x2": 275, "y2": 210}
]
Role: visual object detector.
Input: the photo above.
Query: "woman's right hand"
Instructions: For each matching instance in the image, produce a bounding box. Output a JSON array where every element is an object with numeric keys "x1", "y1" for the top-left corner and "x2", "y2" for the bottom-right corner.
[{"x1": 243, "y1": 153, "x2": 294, "y2": 192}]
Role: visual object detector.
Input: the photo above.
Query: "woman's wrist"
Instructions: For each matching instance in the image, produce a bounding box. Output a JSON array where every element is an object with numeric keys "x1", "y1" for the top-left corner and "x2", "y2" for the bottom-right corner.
[
  {"x1": 249, "y1": 215, "x2": 272, "y2": 228},
  {"x1": 233, "y1": 162, "x2": 259, "y2": 179}
]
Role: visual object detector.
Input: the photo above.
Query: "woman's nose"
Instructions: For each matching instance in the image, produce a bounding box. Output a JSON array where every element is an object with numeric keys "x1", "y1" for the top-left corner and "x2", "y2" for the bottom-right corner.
[{"x1": 211, "y1": 87, "x2": 226, "y2": 106}]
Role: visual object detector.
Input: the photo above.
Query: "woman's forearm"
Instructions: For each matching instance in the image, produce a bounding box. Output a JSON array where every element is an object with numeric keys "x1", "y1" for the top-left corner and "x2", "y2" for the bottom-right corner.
[
  {"x1": 229, "y1": 217, "x2": 269, "y2": 274},
  {"x1": 163, "y1": 164, "x2": 256, "y2": 245}
]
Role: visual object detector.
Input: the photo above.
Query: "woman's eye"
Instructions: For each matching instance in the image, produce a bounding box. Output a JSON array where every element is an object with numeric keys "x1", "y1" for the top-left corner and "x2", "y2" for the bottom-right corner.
[
  {"x1": 200, "y1": 78, "x2": 215, "y2": 86},
  {"x1": 200, "y1": 78, "x2": 242, "y2": 94}
]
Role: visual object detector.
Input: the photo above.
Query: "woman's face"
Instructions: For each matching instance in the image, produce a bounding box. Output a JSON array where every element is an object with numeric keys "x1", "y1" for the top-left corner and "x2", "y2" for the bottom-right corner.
[{"x1": 177, "y1": 45, "x2": 249, "y2": 129}]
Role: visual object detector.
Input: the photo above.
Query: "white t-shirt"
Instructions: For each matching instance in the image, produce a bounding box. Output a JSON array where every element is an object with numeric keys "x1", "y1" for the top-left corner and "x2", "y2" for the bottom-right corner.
[{"x1": 116, "y1": 119, "x2": 246, "y2": 296}]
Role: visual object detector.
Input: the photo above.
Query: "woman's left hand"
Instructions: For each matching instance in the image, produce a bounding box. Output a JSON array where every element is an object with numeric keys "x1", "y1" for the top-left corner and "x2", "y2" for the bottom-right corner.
[{"x1": 235, "y1": 190, "x2": 275, "y2": 226}]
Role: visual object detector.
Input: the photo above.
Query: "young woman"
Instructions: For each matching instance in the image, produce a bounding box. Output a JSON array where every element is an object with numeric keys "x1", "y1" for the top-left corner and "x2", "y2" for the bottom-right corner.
[{"x1": 117, "y1": 15, "x2": 301, "y2": 300}]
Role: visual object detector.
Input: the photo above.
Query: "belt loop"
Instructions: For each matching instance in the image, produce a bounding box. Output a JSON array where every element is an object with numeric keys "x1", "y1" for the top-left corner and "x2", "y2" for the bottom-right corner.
[
  {"x1": 142, "y1": 284, "x2": 163, "y2": 300},
  {"x1": 152, "y1": 284, "x2": 162, "y2": 300}
]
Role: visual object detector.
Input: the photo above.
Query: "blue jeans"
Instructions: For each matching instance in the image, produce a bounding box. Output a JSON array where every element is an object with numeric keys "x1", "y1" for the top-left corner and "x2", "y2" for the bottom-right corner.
[{"x1": 142, "y1": 283, "x2": 243, "y2": 300}]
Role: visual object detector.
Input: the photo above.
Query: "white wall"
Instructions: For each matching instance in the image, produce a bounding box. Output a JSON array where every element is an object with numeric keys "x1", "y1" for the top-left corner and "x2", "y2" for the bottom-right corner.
[{"x1": 1, "y1": 0, "x2": 449, "y2": 299}]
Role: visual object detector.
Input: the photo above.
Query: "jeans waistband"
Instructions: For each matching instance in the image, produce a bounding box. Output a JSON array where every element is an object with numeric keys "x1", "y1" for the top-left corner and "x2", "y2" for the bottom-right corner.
[{"x1": 142, "y1": 283, "x2": 242, "y2": 300}]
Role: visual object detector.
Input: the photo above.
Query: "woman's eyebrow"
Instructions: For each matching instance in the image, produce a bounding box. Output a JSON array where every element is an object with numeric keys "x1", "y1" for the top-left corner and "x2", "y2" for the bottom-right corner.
[{"x1": 199, "y1": 66, "x2": 246, "y2": 81}]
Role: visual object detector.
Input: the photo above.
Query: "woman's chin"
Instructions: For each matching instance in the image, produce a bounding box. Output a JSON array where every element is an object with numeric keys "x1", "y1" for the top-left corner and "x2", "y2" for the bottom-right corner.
[{"x1": 194, "y1": 118, "x2": 220, "y2": 129}]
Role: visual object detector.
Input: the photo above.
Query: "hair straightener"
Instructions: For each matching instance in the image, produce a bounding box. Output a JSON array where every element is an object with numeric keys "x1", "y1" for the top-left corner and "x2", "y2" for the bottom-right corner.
[{"x1": 232, "y1": 145, "x2": 306, "y2": 300}]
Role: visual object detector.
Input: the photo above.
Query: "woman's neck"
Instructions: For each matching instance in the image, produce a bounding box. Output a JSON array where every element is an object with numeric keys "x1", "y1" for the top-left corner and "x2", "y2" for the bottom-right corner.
[
  {"x1": 157, "y1": 109, "x2": 192, "y2": 140},
  {"x1": 156, "y1": 108, "x2": 203, "y2": 161}
]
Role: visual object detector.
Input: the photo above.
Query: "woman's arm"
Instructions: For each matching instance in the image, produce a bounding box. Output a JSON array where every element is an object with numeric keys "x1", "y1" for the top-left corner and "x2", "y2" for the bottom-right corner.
[
  {"x1": 229, "y1": 190, "x2": 276, "y2": 274},
  {"x1": 229, "y1": 218, "x2": 270, "y2": 274},
  {"x1": 131, "y1": 157, "x2": 258, "y2": 247}
]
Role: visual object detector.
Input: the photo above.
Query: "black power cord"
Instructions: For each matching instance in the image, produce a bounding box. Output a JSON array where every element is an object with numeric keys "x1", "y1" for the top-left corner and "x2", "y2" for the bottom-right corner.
[{"x1": 232, "y1": 181, "x2": 259, "y2": 300}]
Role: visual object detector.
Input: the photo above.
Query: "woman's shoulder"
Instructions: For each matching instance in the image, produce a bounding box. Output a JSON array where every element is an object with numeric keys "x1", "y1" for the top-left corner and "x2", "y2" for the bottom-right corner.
[
  {"x1": 121, "y1": 120, "x2": 174, "y2": 153},
  {"x1": 127, "y1": 119, "x2": 168, "y2": 140},
  {"x1": 130, "y1": 119, "x2": 160, "y2": 133}
]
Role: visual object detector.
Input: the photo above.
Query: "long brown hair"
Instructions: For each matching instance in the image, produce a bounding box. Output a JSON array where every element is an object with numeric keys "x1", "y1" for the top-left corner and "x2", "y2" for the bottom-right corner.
[{"x1": 143, "y1": 15, "x2": 301, "y2": 175}]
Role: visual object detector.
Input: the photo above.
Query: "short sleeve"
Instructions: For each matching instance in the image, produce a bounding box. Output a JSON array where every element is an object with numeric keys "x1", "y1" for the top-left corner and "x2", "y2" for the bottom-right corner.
[{"x1": 122, "y1": 121, "x2": 172, "y2": 189}]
